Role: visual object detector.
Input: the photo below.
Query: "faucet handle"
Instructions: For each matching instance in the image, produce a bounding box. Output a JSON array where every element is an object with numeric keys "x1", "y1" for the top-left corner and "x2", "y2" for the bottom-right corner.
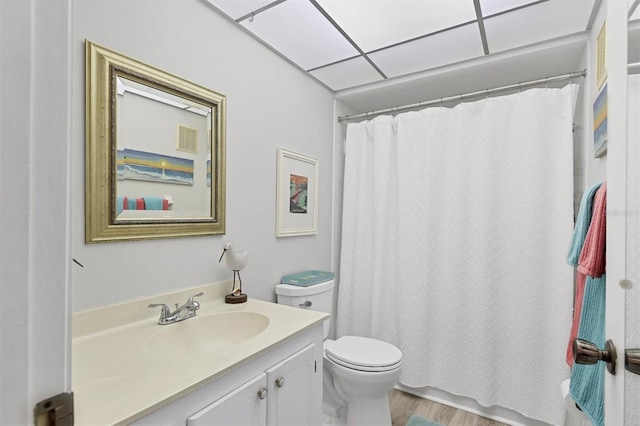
[
  {"x1": 187, "y1": 292, "x2": 204, "y2": 309},
  {"x1": 148, "y1": 303, "x2": 172, "y2": 322}
]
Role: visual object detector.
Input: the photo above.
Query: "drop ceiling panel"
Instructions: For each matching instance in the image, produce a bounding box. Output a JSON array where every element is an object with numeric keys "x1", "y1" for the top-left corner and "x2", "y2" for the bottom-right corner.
[
  {"x1": 316, "y1": 0, "x2": 477, "y2": 52},
  {"x1": 240, "y1": 0, "x2": 359, "y2": 70},
  {"x1": 206, "y1": 0, "x2": 274, "y2": 20},
  {"x1": 479, "y1": 0, "x2": 539, "y2": 16},
  {"x1": 484, "y1": 0, "x2": 594, "y2": 53},
  {"x1": 310, "y1": 57, "x2": 383, "y2": 90},
  {"x1": 369, "y1": 23, "x2": 485, "y2": 78}
]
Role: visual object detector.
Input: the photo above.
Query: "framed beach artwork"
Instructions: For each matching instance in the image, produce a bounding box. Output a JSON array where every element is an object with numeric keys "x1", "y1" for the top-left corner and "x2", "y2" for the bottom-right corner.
[
  {"x1": 276, "y1": 148, "x2": 318, "y2": 237},
  {"x1": 118, "y1": 148, "x2": 194, "y2": 185},
  {"x1": 593, "y1": 84, "x2": 608, "y2": 158}
]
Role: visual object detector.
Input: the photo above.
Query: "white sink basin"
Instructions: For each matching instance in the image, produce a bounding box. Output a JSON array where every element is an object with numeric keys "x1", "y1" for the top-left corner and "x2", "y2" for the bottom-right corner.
[{"x1": 148, "y1": 312, "x2": 270, "y2": 353}]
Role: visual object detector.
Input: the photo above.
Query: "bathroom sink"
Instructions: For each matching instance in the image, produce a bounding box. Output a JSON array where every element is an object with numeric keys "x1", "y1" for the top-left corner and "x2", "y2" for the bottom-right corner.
[{"x1": 147, "y1": 312, "x2": 270, "y2": 353}]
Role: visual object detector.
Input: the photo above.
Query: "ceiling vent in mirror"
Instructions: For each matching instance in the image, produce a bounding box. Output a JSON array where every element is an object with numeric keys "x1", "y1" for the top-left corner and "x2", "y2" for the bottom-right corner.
[{"x1": 177, "y1": 125, "x2": 198, "y2": 154}]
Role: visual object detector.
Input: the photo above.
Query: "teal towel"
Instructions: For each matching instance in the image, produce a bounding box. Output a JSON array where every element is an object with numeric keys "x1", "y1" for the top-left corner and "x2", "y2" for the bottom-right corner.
[
  {"x1": 281, "y1": 270, "x2": 334, "y2": 287},
  {"x1": 569, "y1": 275, "x2": 606, "y2": 426},
  {"x1": 143, "y1": 196, "x2": 164, "y2": 210},
  {"x1": 406, "y1": 415, "x2": 443, "y2": 426},
  {"x1": 567, "y1": 182, "x2": 602, "y2": 266},
  {"x1": 116, "y1": 196, "x2": 124, "y2": 215},
  {"x1": 569, "y1": 183, "x2": 606, "y2": 426}
]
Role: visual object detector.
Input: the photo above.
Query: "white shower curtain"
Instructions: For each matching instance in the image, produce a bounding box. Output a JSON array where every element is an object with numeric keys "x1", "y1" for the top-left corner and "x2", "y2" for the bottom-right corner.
[{"x1": 337, "y1": 86, "x2": 577, "y2": 425}]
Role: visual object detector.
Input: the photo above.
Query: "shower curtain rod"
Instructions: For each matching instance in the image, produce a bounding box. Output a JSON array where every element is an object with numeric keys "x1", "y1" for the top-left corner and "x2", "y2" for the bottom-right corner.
[{"x1": 337, "y1": 70, "x2": 586, "y2": 123}]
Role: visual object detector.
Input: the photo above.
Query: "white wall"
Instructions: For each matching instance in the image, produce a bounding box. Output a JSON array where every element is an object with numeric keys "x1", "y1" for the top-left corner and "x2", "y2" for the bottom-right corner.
[{"x1": 72, "y1": 0, "x2": 335, "y2": 310}]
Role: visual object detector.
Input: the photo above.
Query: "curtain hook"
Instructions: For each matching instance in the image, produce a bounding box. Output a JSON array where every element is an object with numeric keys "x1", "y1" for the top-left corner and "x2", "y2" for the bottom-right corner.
[
  {"x1": 440, "y1": 98, "x2": 443, "y2": 108},
  {"x1": 485, "y1": 89, "x2": 490, "y2": 100},
  {"x1": 249, "y1": 12, "x2": 255, "y2": 22}
]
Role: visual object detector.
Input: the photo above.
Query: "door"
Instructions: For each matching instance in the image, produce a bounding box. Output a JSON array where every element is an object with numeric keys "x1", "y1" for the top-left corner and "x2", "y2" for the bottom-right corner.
[
  {"x1": 0, "y1": 1, "x2": 73, "y2": 425},
  {"x1": 605, "y1": 0, "x2": 630, "y2": 424},
  {"x1": 265, "y1": 344, "x2": 320, "y2": 426},
  {"x1": 625, "y1": 5, "x2": 640, "y2": 424},
  {"x1": 187, "y1": 373, "x2": 268, "y2": 426}
]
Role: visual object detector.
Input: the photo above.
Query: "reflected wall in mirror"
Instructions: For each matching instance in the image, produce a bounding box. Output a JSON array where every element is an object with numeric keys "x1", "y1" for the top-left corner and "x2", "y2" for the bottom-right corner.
[{"x1": 85, "y1": 40, "x2": 226, "y2": 242}]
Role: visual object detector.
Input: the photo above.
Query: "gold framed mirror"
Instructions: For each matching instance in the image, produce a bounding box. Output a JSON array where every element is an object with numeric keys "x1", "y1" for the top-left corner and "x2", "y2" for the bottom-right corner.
[{"x1": 85, "y1": 40, "x2": 225, "y2": 242}]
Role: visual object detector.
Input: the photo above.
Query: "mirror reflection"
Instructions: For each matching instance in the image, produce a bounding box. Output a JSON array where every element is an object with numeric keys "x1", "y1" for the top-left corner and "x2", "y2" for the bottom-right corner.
[
  {"x1": 114, "y1": 76, "x2": 212, "y2": 220},
  {"x1": 85, "y1": 40, "x2": 226, "y2": 242}
]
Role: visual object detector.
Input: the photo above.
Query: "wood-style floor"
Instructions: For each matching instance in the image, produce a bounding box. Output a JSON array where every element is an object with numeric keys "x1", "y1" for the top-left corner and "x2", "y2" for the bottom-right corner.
[{"x1": 389, "y1": 389, "x2": 511, "y2": 426}]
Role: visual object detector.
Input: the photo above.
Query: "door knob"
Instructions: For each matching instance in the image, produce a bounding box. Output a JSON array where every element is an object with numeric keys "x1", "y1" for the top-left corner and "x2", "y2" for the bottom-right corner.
[
  {"x1": 573, "y1": 338, "x2": 617, "y2": 374},
  {"x1": 626, "y1": 348, "x2": 640, "y2": 375}
]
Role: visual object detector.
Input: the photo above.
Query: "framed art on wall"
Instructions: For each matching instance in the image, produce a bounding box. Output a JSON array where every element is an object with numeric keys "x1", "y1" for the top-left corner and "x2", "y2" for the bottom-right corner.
[
  {"x1": 276, "y1": 148, "x2": 318, "y2": 237},
  {"x1": 594, "y1": 84, "x2": 608, "y2": 158}
]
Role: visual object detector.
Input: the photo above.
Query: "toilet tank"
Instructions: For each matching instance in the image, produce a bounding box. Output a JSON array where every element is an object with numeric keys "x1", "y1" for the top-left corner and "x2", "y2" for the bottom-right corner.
[{"x1": 275, "y1": 279, "x2": 335, "y2": 339}]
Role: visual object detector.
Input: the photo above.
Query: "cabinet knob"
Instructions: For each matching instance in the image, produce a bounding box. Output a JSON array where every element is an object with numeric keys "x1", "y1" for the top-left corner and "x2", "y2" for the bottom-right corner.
[
  {"x1": 257, "y1": 388, "x2": 267, "y2": 400},
  {"x1": 275, "y1": 377, "x2": 285, "y2": 388}
]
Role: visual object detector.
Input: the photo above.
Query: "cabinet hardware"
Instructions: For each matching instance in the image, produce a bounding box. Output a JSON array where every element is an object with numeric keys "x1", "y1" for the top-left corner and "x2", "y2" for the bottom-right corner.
[
  {"x1": 257, "y1": 388, "x2": 267, "y2": 400},
  {"x1": 276, "y1": 377, "x2": 285, "y2": 387}
]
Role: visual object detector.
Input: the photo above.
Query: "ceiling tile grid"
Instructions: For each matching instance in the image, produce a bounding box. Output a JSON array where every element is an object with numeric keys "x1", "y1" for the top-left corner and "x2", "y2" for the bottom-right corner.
[
  {"x1": 479, "y1": 0, "x2": 539, "y2": 16},
  {"x1": 316, "y1": 0, "x2": 478, "y2": 52},
  {"x1": 206, "y1": 0, "x2": 600, "y2": 91},
  {"x1": 239, "y1": 0, "x2": 359, "y2": 70},
  {"x1": 483, "y1": 0, "x2": 596, "y2": 54},
  {"x1": 309, "y1": 56, "x2": 385, "y2": 90},
  {"x1": 207, "y1": 0, "x2": 274, "y2": 20},
  {"x1": 368, "y1": 22, "x2": 486, "y2": 78}
]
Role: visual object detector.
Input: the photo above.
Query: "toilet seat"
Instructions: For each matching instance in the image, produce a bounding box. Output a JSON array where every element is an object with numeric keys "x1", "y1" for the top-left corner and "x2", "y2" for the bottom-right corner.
[{"x1": 325, "y1": 336, "x2": 402, "y2": 372}]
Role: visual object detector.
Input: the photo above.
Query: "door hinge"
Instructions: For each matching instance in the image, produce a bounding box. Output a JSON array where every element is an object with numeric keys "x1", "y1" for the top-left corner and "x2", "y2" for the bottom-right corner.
[{"x1": 34, "y1": 392, "x2": 74, "y2": 426}]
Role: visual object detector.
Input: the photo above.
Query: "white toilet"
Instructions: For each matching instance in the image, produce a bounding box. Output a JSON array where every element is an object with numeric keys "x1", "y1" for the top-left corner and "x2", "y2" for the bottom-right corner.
[
  {"x1": 560, "y1": 379, "x2": 590, "y2": 426},
  {"x1": 276, "y1": 279, "x2": 402, "y2": 426}
]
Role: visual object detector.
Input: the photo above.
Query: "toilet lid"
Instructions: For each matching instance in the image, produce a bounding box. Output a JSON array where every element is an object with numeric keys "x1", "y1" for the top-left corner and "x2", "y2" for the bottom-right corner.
[{"x1": 325, "y1": 336, "x2": 402, "y2": 372}]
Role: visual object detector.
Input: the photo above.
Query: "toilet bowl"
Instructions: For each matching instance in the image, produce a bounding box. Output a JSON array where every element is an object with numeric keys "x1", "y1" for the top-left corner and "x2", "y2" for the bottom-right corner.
[
  {"x1": 560, "y1": 379, "x2": 590, "y2": 426},
  {"x1": 323, "y1": 336, "x2": 402, "y2": 425},
  {"x1": 275, "y1": 278, "x2": 403, "y2": 426}
]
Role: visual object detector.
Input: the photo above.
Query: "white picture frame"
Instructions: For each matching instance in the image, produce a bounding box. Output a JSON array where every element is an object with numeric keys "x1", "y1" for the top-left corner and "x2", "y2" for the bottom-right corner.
[{"x1": 276, "y1": 148, "x2": 318, "y2": 237}]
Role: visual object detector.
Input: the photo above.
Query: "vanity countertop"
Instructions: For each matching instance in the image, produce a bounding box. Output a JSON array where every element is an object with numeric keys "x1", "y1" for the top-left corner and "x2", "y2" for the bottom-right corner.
[{"x1": 72, "y1": 283, "x2": 328, "y2": 425}]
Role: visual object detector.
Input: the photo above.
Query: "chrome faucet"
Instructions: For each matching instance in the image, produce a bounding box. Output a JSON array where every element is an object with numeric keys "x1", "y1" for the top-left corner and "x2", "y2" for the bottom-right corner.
[{"x1": 148, "y1": 292, "x2": 203, "y2": 325}]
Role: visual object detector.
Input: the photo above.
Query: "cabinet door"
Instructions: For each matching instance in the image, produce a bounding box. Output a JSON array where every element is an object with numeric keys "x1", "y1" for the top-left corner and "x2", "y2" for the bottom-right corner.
[
  {"x1": 265, "y1": 344, "x2": 320, "y2": 426},
  {"x1": 187, "y1": 373, "x2": 267, "y2": 426}
]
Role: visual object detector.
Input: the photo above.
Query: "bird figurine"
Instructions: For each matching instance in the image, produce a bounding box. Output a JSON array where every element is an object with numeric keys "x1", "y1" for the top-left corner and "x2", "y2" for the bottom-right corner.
[{"x1": 218, "y1": 243, "x2": 248, "y2": 303}]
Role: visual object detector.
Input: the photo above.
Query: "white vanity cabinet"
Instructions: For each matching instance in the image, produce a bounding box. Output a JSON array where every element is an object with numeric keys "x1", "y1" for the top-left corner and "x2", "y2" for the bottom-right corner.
[
  {"x1": 187, "y1": 373, "x2": 267, "y2": 426},
  {"x1": 185, "y1": 344, "x2": 317, "y2": 426},
  {"x1": 265, "y1": 344, "x2": 317, "y2": 426},
  {"x1": 130, "y1": 324, "x2": 323, "y2": 426}
]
